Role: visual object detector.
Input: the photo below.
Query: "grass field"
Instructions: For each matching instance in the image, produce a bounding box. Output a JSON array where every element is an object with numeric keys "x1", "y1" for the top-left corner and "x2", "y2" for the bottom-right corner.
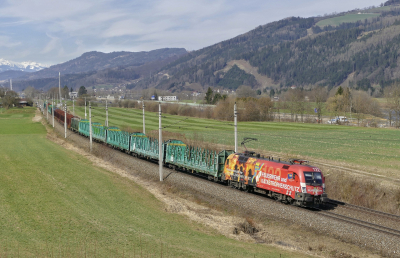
[
  {"x1": 316, "y1": 13, "x2": 380, "y2": 27},
  {"x1": 69, "y1": 105, "x2": 400, "y2": 177},
  {"x1": 0, "y1": 107, "x2": 308, "y2": 257}
]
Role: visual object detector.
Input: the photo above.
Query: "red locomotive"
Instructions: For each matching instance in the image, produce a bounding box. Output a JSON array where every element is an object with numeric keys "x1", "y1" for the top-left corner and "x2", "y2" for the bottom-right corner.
[{"x1": 222, "y1": 150, "x2": 328, "y2": 207}]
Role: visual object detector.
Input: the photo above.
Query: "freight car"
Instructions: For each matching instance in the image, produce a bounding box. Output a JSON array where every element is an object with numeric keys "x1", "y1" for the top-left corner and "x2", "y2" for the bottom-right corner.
[
  {"x1": 54, "y1": 108, "x2": 74, "y2": 128},
  {"x1": 44, "y1": 102, "x2": 53, "y2": 115},
  {"x1": 59, "y1": 112, "x2": 328, "y2": 208}
]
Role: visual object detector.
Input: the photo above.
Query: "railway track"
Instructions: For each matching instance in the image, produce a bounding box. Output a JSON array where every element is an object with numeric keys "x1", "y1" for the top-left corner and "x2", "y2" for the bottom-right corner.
[
  {"x1": 328, "y1": 199, "x2": 400, "y2": 222},
  {"x1": 316, "y1": 208, "x2": 400, "y2": 238}
]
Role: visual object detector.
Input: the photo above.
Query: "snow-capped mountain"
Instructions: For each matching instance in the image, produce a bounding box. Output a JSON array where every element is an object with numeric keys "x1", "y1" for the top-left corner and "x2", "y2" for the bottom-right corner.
[{"x1": 0, "y1": 58, "x2": 48, "y2": 72}]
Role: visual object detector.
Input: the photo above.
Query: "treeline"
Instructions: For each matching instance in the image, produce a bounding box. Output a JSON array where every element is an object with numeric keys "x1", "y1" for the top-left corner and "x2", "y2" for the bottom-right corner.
[{"x1": 116, "y1": 97, "x2": 275, "y2": 122}]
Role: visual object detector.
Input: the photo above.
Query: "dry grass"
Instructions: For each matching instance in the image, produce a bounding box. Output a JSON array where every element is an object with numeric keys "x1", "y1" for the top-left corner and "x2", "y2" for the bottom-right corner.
[{"x1": 326, "y1": 170, "x2": 400, "y2": 215}]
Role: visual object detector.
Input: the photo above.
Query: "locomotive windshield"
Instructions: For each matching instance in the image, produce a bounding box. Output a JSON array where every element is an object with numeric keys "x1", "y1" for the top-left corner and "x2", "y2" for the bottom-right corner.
[{"x1": 303, "y1": 172, "x2": 323, "y2": 185}]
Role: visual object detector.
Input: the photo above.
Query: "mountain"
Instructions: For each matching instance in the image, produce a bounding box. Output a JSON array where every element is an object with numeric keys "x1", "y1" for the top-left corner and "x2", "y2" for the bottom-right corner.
[
  {"x1": 0, "y1": 70, "x2": 29, "y2": 81},
  {"x1": 10, "y1": 48, "x2": 187, "y2": 91},
  {"x1": 21, "y1": 48, "x2": 187, "y2": 80},
  {"x1": 131, "y1": 0, "x2": 400, "y2": 94},
  {"x1": 0, "y1": 58, "x2": 47, "y2": 73}
]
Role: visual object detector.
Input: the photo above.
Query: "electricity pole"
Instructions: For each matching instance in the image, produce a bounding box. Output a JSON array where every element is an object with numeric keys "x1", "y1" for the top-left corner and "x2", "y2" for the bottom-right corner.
[
  {"x1": 59, "y1": 72, "x2": 61, "y2": 105},
  {"x1": 85, "y1": 97, "x2": 87, "y2": 119},
  {"x1": 105, "y1": 101, "x2": 109, "y2": 127},
  {"x1": 52, "y1": 99, "x2": 54, "y2": 128},
  {"x1": 64, "y1": 102, "x2": 67, "y2": 138},
  {"x1": 89, "y1": 101, "x2": 92, "y2": 152},
  {"x1": 143, "y1": 101, "x2": 145, "y2": 134},
  {"x1": 234, "y1": 102, "x2": 238, "y2": 153},
  {"x1": 159, "y1": 102, "x2": 163, "y2": 182}
]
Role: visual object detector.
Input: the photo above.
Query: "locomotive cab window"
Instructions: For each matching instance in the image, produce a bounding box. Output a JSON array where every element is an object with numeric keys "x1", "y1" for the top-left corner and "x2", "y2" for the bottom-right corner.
[{"x1": 303, "y1": 172, "x2": 323, "y2": 186}]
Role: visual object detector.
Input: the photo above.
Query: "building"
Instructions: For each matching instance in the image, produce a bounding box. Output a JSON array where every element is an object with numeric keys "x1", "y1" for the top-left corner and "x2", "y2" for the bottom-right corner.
[
  {"x1": 158, "y1": 96, "x2": 177, "y2": 101},
  {"x1": 69, "y1": 92, "x2": 78, "y2": 98}
]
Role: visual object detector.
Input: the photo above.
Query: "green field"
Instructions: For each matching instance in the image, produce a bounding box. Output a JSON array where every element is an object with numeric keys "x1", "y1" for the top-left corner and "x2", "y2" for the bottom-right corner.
[
  {"x1": 69, "y1": 105, "x2": 400, "y2": 176},
  {"x1": 0, "y1": 107, "x2": 308, "y2": 257},
  {"x1": 316, "y1": 13, "x2": 380, "y2": 27}
]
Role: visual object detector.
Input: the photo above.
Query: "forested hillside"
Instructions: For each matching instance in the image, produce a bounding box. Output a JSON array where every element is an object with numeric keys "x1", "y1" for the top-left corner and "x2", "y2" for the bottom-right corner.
[{"x1": 137, "y1": 0, "x2": 400, "y2": 93}]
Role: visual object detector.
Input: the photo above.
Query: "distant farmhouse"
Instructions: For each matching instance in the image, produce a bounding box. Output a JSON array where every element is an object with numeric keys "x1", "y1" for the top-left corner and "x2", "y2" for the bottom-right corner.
[
  {"x1": 158, "y1": 96, "x2": 177, "y2": 101},
  {"x1": 69, "y1": 92, "x2": 78, "y2": 98}
]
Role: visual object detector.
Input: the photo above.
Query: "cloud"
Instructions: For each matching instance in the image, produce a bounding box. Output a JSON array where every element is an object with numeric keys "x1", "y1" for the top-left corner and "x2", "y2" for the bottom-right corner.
[
  {"x1": 0, "y1": 0, "x2": 95, "y2": 21},
  {"x1": 0, "y1": 35, "x2": 21, "y2": 47},
  {"x1": 41, "y1": 34, "x2": 61, "y2": 54},
  {"x1": 0, "y1": 0, "x2": 384, "y2": 64}
]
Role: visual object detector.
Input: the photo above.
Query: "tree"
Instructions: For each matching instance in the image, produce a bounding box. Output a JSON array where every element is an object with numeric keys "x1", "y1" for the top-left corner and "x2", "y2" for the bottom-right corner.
[
  {"x1": 78, "y1": 86, "x2": 87, "y2": 97},
  {"x1": 205, "y1": 87, "x2": 213, "y2": 104},
  {"x1": 47, "y1": 87, "x2": 59, "y2": 100},
  {"x1": 258, "y1": 97, "x2": 274, "y2": 121},
  {"x1": 327, "y1": 86, "x2": 351, "y2": 117},
  {"x1": 236, "y1": 85, "x2": 256, "y2": 98},
  {"x1": 351, "y1": 90, "x2": 381, "y2": 126},
  {"x1": 385, "y1": 84, "x2": 400, "y2": 127},
  {"x1": 335, "y1": 86, "x2": 344, "y2": 96},
  {"x1": 269, "y1": 89, "x2": 275, "y2": 98},
  {"x1": 70, "y1": 87, "x2": 73, "y2": 92},
  {"x1": 212, "y1": 93, "x2": 222, "y2": 104},
  {"x1": 62, "y1": 85, "x2": 69, "y2": 99},
  {"x1": 23, "y1": 86, "x2": 39, "y2": 99},
  {"x1": 283, "y1": 88, "x2": 305, "y2": 121},
  {"x1": 153, "y1": 90, "x2": 158, "y2": 101},
  {"x1": 2, "y1": 91, "x2": 19, "y2": 109},
  {"x1": 0, "y1": 87, "x2": 5, "y2": 98},
  {"x1": 310, "y1": 87, "x2": 328, "y2": 123}
]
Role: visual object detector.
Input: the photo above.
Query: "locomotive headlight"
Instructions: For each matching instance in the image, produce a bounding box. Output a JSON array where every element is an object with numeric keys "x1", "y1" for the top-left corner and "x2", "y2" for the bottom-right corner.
[{"x1": 302, "y1": 187, "x2": 307, "y2": 193}]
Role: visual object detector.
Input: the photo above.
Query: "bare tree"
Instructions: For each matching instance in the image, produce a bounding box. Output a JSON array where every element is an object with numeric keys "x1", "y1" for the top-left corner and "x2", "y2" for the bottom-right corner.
[
  {"x1": 258, "y1": 97, "x2": 274, "y2": 121},
  {"x1": 236, "y1": 85, "x2": 256, "y2": 98},
  {"x1": 352, "y1": 90, "x2": 382, "y2": 126},
  {"x1": 47, "y1": 87, "x2": 59, "y2": 100},
  {"x1": 23, "y1": 86, "x2": 40, "y2": 99},
  {"x1": 385, "y1": 85, "x2": 400, "y2": 127},
  {"x1": 283, "y1": 89, "x2": 304, "y2": 122},
  {"x1": 309, "y1": 87, "x2": 328, "y2": 123}
]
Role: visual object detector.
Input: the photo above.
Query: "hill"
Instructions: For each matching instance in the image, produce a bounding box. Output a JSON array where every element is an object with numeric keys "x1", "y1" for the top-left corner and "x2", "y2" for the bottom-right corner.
[
  {"x1": 22, "y1": 48, "x2": 187, "y2": 80},
  {"x1": 132, "y1": 0, "x2": 400, "y2": 93},
  {"x1": 8, "y1": 48, "x2": 187, "y2": 91},
  {"x1": 0, "y1": 70, "x2": 28, "y2": 81}
]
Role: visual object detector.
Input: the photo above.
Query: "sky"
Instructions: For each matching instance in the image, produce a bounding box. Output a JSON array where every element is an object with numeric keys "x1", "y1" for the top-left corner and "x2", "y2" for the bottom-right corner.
[{"x1": 0, "y1": 0, "x2": 384, "y2": 66}]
